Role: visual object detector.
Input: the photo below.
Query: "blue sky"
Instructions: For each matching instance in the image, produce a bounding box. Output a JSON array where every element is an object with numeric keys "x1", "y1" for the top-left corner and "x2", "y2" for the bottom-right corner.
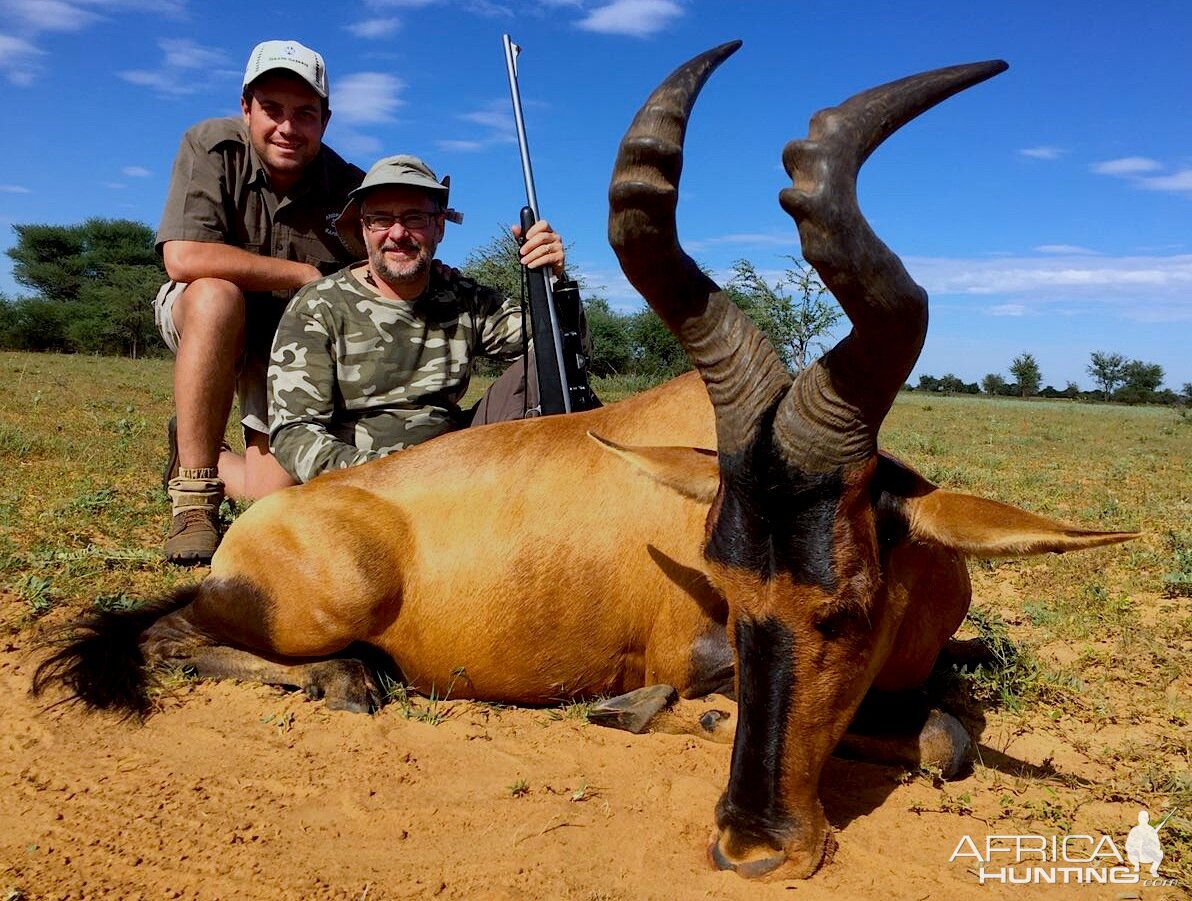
[{"x1": 1, "y1": 0, "x2": 1189, "y2": 390}]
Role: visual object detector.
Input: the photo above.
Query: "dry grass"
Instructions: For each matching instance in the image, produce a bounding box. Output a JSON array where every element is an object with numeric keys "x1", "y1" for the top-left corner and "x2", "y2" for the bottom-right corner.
[{"x1": 2, "y1": 351, "x2": 1189, "y2": 884}]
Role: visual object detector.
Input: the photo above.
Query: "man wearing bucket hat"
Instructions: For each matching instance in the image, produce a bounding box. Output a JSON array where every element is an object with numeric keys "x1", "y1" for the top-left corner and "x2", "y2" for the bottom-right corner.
[
  {"x1": 152, "y1": 39, "x2": 362, "y2": 565},
  {"x1": 267, "y1": 153, "x2": 569, "y2": 484}
]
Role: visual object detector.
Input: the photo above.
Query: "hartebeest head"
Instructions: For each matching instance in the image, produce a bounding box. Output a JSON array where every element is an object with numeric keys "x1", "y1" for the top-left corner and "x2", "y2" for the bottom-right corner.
[{"x1": 608, "y1": 43, "x2": 1009, "y2": 878}]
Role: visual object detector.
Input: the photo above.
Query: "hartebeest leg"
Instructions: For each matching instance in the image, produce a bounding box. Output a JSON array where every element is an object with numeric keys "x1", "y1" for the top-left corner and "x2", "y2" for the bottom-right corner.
[{"x1": 142, "y1": 610, "x2": 381, "y2": 713}]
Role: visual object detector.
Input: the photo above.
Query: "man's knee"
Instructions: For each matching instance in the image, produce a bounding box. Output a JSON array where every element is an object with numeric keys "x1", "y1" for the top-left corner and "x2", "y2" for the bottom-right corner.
[{"x1": 174, "y1": 279, "x2": 248, "y2": 347}]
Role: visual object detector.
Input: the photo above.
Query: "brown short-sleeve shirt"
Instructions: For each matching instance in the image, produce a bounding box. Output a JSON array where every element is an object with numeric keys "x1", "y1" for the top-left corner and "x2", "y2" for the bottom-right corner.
[{"x1": 156, "y1": 117, "x2": 365, "y2": 295}]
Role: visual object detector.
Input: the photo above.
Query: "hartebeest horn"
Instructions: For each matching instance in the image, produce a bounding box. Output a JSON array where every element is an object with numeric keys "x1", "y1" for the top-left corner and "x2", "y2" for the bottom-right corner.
[
  {"x1": 775, "y1": 61, "x2": 1008, "y2": 472},
  {"x1": 609, "y1": 40, "x2": 792, "y2": 458}
]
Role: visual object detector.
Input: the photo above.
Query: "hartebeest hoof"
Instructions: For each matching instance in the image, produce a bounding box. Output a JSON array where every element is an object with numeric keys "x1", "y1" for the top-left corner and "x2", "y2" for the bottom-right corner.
[
  {"x1": 588, "y1": 684, "x2": 679, "y2": 733},
  {"x1": 917, "y1": 708, "x2": 972, "y2": 778},
  {"x1": 301, "y1": 659, "x2": 380, "y2": 714}
]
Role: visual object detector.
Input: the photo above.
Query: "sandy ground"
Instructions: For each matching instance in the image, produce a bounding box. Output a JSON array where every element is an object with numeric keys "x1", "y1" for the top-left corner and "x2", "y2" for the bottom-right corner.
[{"x1": 2, "y1": 632, "x2": 1184, "y2": 901}]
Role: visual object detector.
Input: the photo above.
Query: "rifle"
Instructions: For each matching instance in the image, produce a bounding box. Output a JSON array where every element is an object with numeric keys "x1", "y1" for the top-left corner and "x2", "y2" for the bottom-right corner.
[{"x1": 502, "y1": 34, "x2": 596, "y2": 416}]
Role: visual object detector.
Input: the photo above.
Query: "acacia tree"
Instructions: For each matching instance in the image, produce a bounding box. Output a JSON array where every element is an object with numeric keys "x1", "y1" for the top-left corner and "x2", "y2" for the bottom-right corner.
[
  {"x1": 3, "y1": 219, "x2": 166, "y2": 356},
  {"x1": 982, "y1": 373, "x2": 1007, "y2": 396},
  {"x1": 726, "y1": 257, "x2": 841, "y2": 372},
  {"x1": 1087, "y1": 351, "x2": 1127, "y2": 401},
  {"x1": 1009, "y1": 353, "x2": 1041, "y2": 397}
]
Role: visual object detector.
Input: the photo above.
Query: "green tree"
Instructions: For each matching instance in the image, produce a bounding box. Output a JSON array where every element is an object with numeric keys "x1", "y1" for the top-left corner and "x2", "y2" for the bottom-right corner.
[
  {"x1": 8, "y1": 219, "x2": 159, "y2": 303},
  {"x1": 1087, "y1": 351, "x2": 1127, "y2": 401},
  {"x1": 981, "y1": 373, "x2": 1007, "y2": 396},
  {"x1": 1009, "y1": 353, "x2": 1041, "y2": 397},
  {"x1": 726, "y1": 257, "x2": 841, "y2": 371},
  {"x1": 4, "y1": 219, "x2": 166, "y2": 356},
  {"x1": 460, "y1": 227, "x2": 524, "y2": 301},
  {"x1": 938, "y1": 373, "x2": 966, "y2": 395},
  {"x1": 629, "y1": 308, "x2": 690, "y2": 378},
  {"x1": 1121, "y1": 360, "x2": 1164, "y2": 394},
  {"x1": 583, "y1": 297, "x2": 634, "y2": 376}
]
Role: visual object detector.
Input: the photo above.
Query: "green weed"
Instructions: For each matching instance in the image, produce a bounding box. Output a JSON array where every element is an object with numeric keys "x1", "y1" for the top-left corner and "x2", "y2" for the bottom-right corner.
[
  {"x1": 14, "y1": 574, "x2": 55, "y2": 617},
  {"x1": 507, "y1": 779, "x2": 530, "y2": 798},
  {"x1": 1162, "y1": 531, "x2": 1192, "y2": 598}
]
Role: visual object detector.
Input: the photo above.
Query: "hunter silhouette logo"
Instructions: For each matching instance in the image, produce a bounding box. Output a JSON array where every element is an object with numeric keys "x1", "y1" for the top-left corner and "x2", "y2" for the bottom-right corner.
[
  {"x1": 1126, "y1": 809, "x2": 1170, "y2": 877},
  {"x1": 950, "y1": 807, "x2": 1179, "y2": 886}
]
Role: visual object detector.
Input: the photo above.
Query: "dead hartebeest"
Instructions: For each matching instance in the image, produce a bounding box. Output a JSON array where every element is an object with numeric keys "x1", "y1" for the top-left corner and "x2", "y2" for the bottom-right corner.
[{"x1": 35, "y1": 43, "x2": 1137, "y2": 879}]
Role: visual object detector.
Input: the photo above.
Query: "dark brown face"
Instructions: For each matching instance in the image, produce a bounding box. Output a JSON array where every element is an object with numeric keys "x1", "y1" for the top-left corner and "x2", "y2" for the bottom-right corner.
[{"x1": 705, "y1": 453, "x2": 897, "y2": 878}]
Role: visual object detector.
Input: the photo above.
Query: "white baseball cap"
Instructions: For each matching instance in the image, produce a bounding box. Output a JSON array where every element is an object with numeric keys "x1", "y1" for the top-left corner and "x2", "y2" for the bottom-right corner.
[{"x1": 243, "y1": 40, "x2": 328, "y2": 99}]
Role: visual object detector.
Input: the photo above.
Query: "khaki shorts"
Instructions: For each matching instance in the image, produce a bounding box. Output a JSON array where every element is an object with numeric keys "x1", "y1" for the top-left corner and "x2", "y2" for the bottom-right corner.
[{"x1": 154, "y1": 281, "x2": 285, "y2": 437}]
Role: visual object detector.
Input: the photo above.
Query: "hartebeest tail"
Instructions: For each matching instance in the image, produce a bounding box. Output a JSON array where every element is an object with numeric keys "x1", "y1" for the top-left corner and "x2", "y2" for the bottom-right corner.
[{"x1": 32, "y1": 585, "x2": 200, "y2": 718}]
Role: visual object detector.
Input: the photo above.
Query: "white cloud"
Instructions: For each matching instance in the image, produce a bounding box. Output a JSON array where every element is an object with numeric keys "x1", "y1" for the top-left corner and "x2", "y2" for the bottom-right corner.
[
  {"x1": 436, "y1": 100, "x2": 516, "y2": 153},
  {"x1": 1091, "y1": 157, "x2": 1192, "y2": 196},
  {"x1": 3, "y1": 0, "x2": 99, "y2": 32},
  {"x1": 103, "y1": 181, "x2": 127, "y2": 189},
  {"x1": 1136, "y1": 169, "x2": 1192, "y2": 193},
  {"x1": 1034, "y1": 244, "x2": 1097, "y2": 255},
  {"x1": 0, "y1": 184, "x2": 32, "y2": 193},
  {"x1": 121, "y1": 166, "x2": 151, "y2": 177},
  {"x1": 1091, "y1": 157, "x2": 1162, "y2": 176},
  {"x1": 333, "y1": 72, "x2": 405, "y2": 125},
  {"x1": 1018, "y1": 146, "x2": 1066, "y2": 161},
  {"x1": 687, "y1": 232, "x2": 799, "y2": 252},
  {"x1": 330, "y1": 128, "x2": 382, "y2": 158},
  {"x1": 988, "y1": 303, "x2": 1028, "y2": 317},
  {"x1": 578, "y1": 0, "x2": 683, "y2": 37},
  {"x1": 905, "y1": 252, "x2": 1192, "y2": 322},
  {"x1": 436, "y1": 139, "x2": 486, "y2": 153},
  {"x1": 119, "y1": 38, "x2": 231, "y2": 96},
  {"x1": 159, "y1": 37, "x2": 223, "y2": 69},
  {"x1": 0, "y1": 0, "x2": 187, "y2": 85},
  {"x1": 345, "y1": 17, "x2": 402, "y2": 38},
  {"x1": 0, "y1": 33, "x2": 44, "y2": 85}
]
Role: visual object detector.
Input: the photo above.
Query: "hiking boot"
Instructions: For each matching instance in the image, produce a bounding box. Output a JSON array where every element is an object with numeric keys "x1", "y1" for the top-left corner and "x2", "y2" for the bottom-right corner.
[
  {"x1": 164, "y1": 468, "x2": 224, "y2": 566},
  {"x1": 162, "y1": 415, "x2": 233, "y2": 492}
]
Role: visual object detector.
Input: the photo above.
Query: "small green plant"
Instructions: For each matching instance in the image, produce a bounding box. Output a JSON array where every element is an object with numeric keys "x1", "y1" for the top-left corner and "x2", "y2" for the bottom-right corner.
[
  {"x1": 507, "y1": 779, "x2": 530, "y2": 798},
  {"x1": 57, "y1": 486, "x2": 118, "y2": 515},
  {"x1": 545, "y1": 698, "x2": 599, "y2": 723},
  {"x1": 1162, "y1": 531, "x2": 1192, "y2": 598},
  {"x1": 93, "y1": 593, "x2": 139, "y2": 613},
  {"x1": 938, "y1": 605, "x2": 1079, "y2": 713},
  {"x1": 14, "y1": 574, "x2": 54, "y2": 616},
  {"x1": 379, "y1": 669, "x2": 462, "y2": 725},
  {"x1": 261, "y1": 710, "x2": 296, "y2": 733}
]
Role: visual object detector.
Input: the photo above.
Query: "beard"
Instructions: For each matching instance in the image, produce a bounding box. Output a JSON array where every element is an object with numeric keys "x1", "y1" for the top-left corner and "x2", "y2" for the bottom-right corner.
[{"x1": 368, "y1": 235, "x2": 434, "y2": 287}]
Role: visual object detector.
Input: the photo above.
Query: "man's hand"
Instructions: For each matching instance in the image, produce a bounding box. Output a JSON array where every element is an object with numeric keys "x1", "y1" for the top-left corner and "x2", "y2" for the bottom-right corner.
[{"x1": 512, "y1": 220, "x2": 565, "y2": 279}]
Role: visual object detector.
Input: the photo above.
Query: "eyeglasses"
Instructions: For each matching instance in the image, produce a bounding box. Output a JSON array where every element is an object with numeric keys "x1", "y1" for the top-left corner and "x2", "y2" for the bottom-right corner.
[{"x1": 362, "y1": 210, "x2": 441, "y2": 232}]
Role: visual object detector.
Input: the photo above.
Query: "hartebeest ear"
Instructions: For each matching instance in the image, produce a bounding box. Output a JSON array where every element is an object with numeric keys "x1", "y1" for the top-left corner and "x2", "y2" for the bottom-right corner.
[
  {"x1": 587, "y1": 432, "x2": 720, "y2": 503},
  {"x1": 905, "y1": 489, "x2": 1140, "y2": 558}
]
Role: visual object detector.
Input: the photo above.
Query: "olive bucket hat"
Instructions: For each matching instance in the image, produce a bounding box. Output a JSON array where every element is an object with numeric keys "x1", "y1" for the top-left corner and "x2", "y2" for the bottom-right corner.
[{"x1": 335, "y1": 154, "x2": 464, "y2": 260}]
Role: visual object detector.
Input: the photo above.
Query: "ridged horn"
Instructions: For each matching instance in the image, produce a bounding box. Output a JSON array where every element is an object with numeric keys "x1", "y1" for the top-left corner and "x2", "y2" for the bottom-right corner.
[
  {"x1": 775, "y1": 60, "x2": 1008, "y2": 472},
  {"x1": 608, "y1": 41, "x2": 792, "y2": 457}
]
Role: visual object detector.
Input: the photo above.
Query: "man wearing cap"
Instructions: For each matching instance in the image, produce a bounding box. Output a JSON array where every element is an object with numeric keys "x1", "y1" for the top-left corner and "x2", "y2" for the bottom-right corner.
[
  {"x1": 267, "y1": 154, "x2": 567, "y2": 483},
  {"x1": 152, "y1": 39, "x2": 357, "y2": 565}
]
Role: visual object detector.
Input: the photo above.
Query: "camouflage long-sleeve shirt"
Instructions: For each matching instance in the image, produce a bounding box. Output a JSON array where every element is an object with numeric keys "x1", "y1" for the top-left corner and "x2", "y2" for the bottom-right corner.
[{"x1": 268, "y1": 266, "x2": 526, "y2": 483}]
